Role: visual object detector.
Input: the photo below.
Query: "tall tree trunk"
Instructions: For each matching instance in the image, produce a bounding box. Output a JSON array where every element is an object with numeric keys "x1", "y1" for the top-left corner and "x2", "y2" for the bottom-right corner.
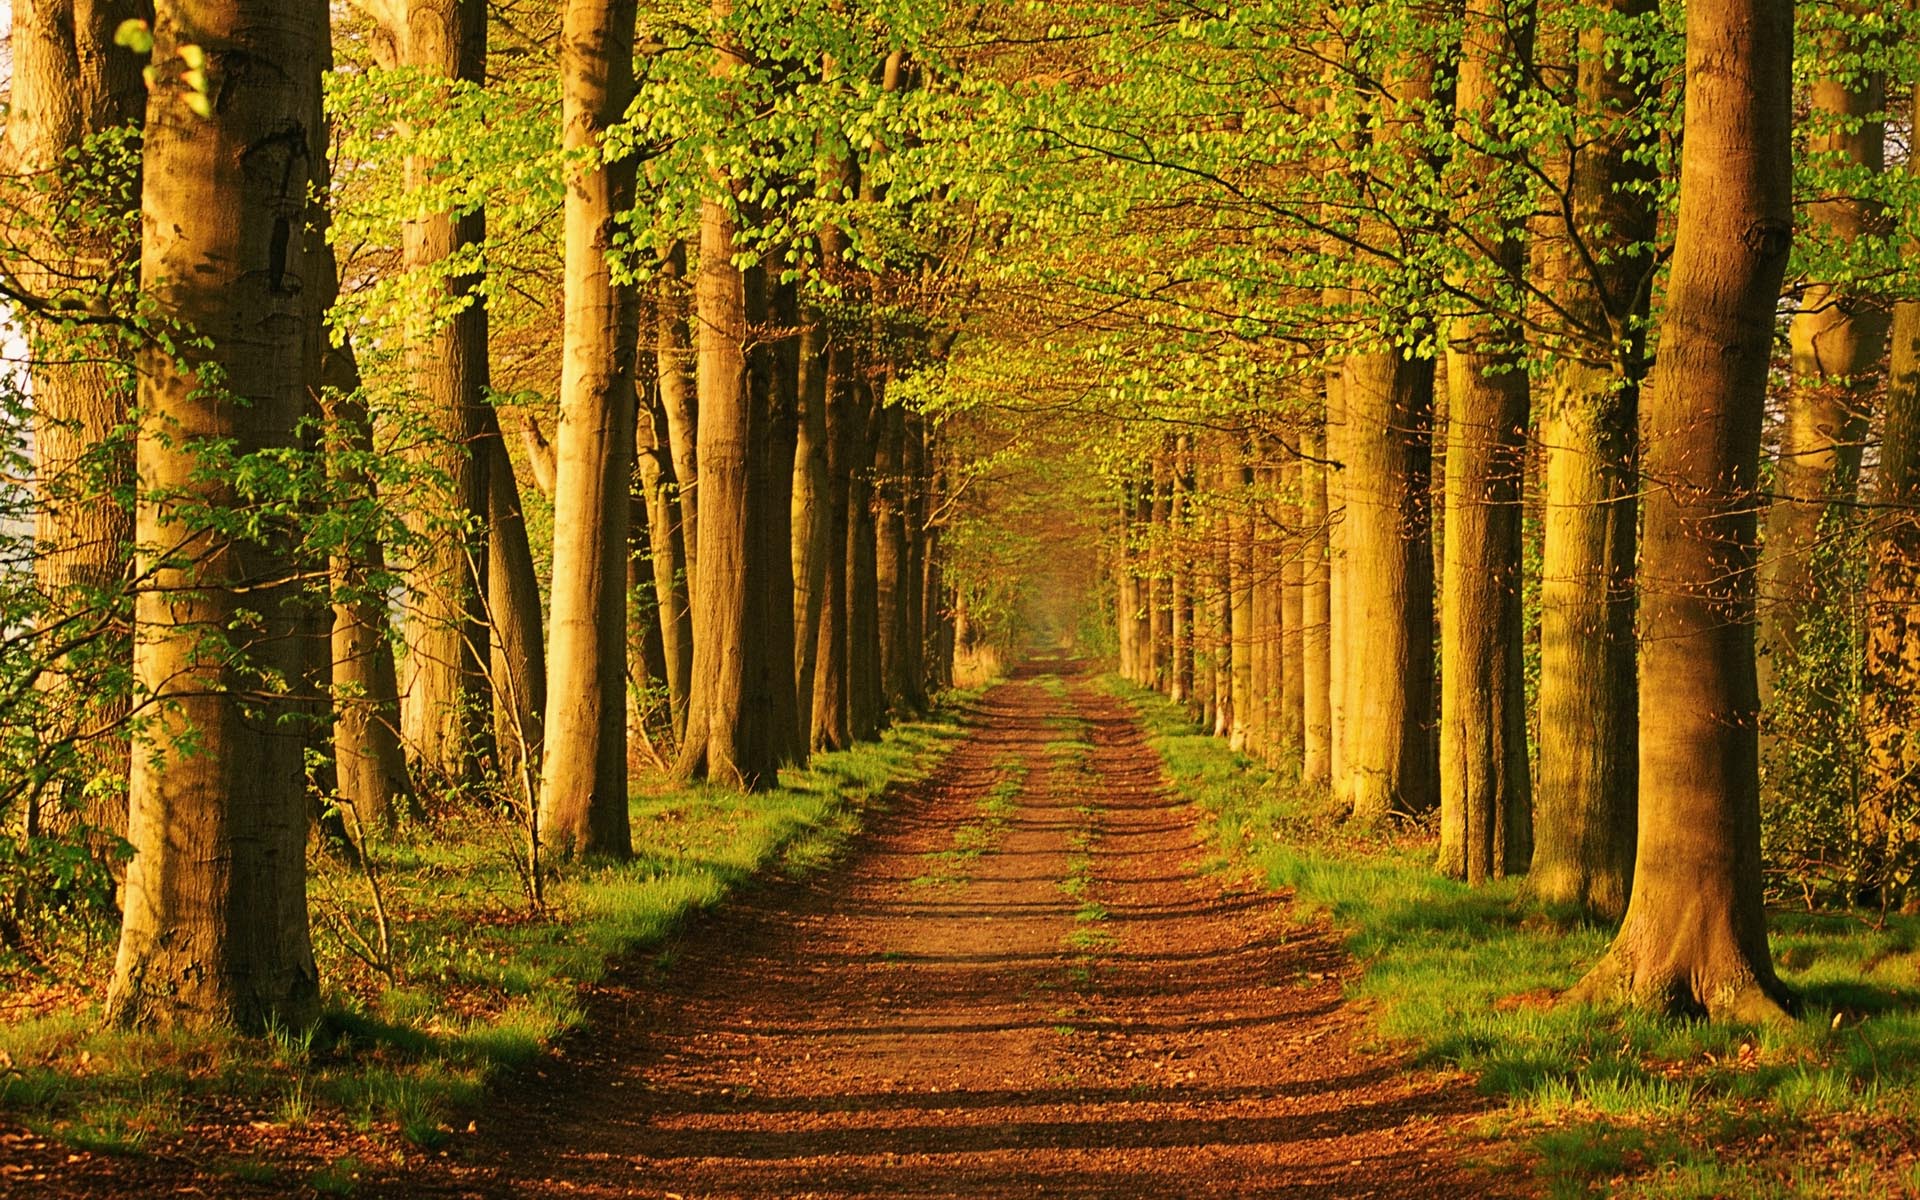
[
  {"x1": 399, "y1": 0, "x2": 491, "y2": 792},
  {"x1": 1278, "y1": 453, "x2": 1306, "y2": 758},
  {"x1": 1865, "y1": 283, "x2": 1920, "y2": 903},
  {"x1": 1339, "y1": 344, "x2": 1437, "y2": 822},
  {"x1": 316, "y1": 246, "x2": 414, "y2": 831},
  {"x1": 1251, "y1": 455, "x2": 1282, "y2": 754},
  {"x1": 1301, "y1": 422, "x2": 1333, "y2": 783},
  {"x1": 5, "y1": 0, "x2": 145, "y2": 839},
  {"x1": 1228, "y1": 457, "x2": 1254, "y2": 751},
  {"x1": 485, "y1": 419, "x2": 547, "y2": 798},
  {"x1": 1337, "y1": 52, "x2": 1439, "y2": 824},
  {"x1": 847, "y1": 374, "x2": 887, "y2": 742},
  {"x1": 810, "y1": 359, "x2": 856, "y2": 750},
  {"x1": 657, "y1": 243, "x2": 700, "y2": 591},
  {"x1": 1148, "y1": 451, "x2": 1173, "y2": 690},
  {"x1": 1170, "y1": 436, "x2": 1196, "y2": 704},
  {"x1": 903, "y1": 412, "x2": 931, "y2": 708},
  {"x1": 1209, "y1": 478, "x2": 1233, "y2": 738},
  {"x1": 537, "y1": 0, "x2": 638, "y2": 858},
  {"x1": 1756, "y1": 33, "x2": 1886, "y2": 706},
  {"x1": 1438, "y1": 0, "x2": 1534, "y2": 882},
  {"x1": 1569, "y1": 0, "x2": 1794, "y2": 1020},
  {"x1": 107, "y1": 0, "x2": 322, "y2": 1030},
  {"x1": 792, "y1": 316, "x2": 832, "y2": 726},
  {"x1": 637, "y1": 384, "x2": 693, "y2": 739},
  {"x1": 1529, "y1": 0, "x2": 1657, "y2": 919},
  {"x1": 744, "y1": 270, "x2": 804, "y2": 769},
  {"x1": 875, "y1": 406, "x2": 915, "y2": 713}
]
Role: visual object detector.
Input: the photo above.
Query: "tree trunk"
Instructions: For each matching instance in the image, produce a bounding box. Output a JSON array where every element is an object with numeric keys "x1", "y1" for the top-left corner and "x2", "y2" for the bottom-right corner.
[
  {"x1": 483, "y1": 419, "x2": 548, "y2": 798},
  {"x1": 1339, "y1": 346, "x2": 1437, "y2": 822},
  {"x1": 5, "y1": 0, "x2": 145, "y2": 839},
  {"x1": 1278, "y1": 453, "x2": 1306, "y2": 759},
  {"x1": 106, "y1": 0, "x2": 322, "y2": 1030},
  {"x1": 810, "y1": 358, "x2": 857, "y2": 750},
  {"x1": 1228, "y1": 457, "x2": 1254, "y2": 751},
  {"x1": 791, "y1": 316, "x2": 832, "y2": 726},
  {"x1": 1170, "y1": 436, "x2": 1196, "y2": 703},
  {"x1": 317, "y1": 261, "x2": 414, "y2": 831},
  {"x1": 1209, "y1": 477, "x2": 1233, "y2": 739},
  {"x1": 744, "y1": 270, "x2": 804, "y2": 769},
  {"x1": 1301, "y1": 421, "x2": 1333, "y2": 783},
  {"x1": 1148, "y1": 452, "x2": 1173, "y2": 690},
  {"x1": 637, "y1": 384, "x2": 693, "y2": 739},
  {"x1": 875, "y1": 406, "x2": 915, "y2": 713},
  {"x1": 847, "y1": 375, "x2": 888, "y2": 741},
  {"x1": 1529, "y1": 0, "x2": 1657, "y2": 919},
  {"x1": 1865, "y1": 286, "x2": 1920, "y2": 902},
  {"x1": 1756, "y1": 40, "x2": 1886, "y2": 706},
  {"x1": 657, "y1": 243, "x2": 700, "y2": 591},
  {"x1": 399, "y1": 0, "x2": 491, "y2": 792},
  {"x1": 537, "y1": 0, "x2": 638, "y2": 858},
  {"x1": 1438, "y1": 0, "x2": 1534, "y2": 882},
  {"x1": 676, "y1": 188, "x2": 759, "y2": 781},
  {"x1": 1568, "y1": 0, "x2": 1795, "y2": 1020}
]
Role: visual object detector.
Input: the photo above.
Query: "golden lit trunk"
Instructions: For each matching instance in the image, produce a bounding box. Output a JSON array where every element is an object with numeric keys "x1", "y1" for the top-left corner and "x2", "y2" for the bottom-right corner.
[
  {"x1": 1569, "y1": 0, "x2": 1794, "y2": 1020},
  {"x1": 107, "y1": 0, "x2": 322, "y2": 1030}
]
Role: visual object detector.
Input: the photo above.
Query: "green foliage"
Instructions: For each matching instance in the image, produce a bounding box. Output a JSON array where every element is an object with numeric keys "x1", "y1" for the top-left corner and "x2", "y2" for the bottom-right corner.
[{"x1": 1762, "y1": 514, "x2": 1885, "y2": 909}]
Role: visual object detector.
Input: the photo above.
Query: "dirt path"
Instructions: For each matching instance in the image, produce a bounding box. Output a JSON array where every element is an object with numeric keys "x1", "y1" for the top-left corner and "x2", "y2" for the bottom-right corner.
[{"x1": 380, "y1": 661, "x2": 1504, "y2": 1199}]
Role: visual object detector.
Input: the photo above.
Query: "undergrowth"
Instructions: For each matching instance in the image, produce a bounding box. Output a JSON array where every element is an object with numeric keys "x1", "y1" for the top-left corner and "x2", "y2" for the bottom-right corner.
[
  {"x1": 0, "y1": 699, "x2": 973, "y2": 1166},
  {"x1": 1115, "y1": 677, "x2": 1920, "y2": 1200}
]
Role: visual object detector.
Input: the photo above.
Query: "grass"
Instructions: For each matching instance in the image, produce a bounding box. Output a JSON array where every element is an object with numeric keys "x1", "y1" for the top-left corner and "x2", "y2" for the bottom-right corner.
[
  {"x1": 1113, "y1": 676, "x2": 1920, "y2": 1199},
  {"x1": 0, "y1": 698, "x2": 975, "y2": 1160},
  {"x1": 914, "y1": 753, "x2": 1027, "y2": 885}
]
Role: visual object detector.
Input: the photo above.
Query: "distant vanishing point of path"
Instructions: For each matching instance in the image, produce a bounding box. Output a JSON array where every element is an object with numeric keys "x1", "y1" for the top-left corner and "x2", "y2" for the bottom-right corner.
[{"x1": 380, "y1": 659, "x2": 1506, "y2": 1199}]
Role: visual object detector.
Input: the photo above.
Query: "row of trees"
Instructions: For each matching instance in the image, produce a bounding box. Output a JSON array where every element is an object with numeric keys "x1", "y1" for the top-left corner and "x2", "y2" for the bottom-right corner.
[
  {"x1": 1, "y1": 0, "x2": 966, "y2": 1030},
  {"x1": 1100, "y1": 0, "x2": 1917, "y2": 1020},
  {"x1": 8, "y1": 0, "x2": 1917, "y2": 1033}
]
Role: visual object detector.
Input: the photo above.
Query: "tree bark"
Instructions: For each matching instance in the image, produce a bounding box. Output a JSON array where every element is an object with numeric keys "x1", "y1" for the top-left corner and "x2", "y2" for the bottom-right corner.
[
  {"x1": 1865, "y1": 287, "x2": 1920, "y2": 902},
  {"x1": 847, "y1": 374, "x2": 887, "y2": 742},
  {"x1": 537, "y1": 0, "x2": 638, "y2": 858},
  {"x1": 106, "y1": 0, "x2": 322, "y2": 1030},
  {"x1": 1301, "y1": 421, "x2": 1333, "y2": 783},
  {"x1": 1278, "y1": 453, "x2": 1306, "y2": 759},
  {"x1": 1170, "y1": 436, "x2": 1196, "y2": 704},
  {"x1": 397, "y1": 0, "x2": 490, "y2": 791},
  {"x1": 1438, "y1": 0, "x2": 1533, "y2": 882},
  {"x1": 636, "y1": 383, "x2": 692, "y2": 739},
  {"x1": 810, "y1": 358, "x2": 857, "y2": 750},
  {"x1": 657, "y1": 243, "x2": 700, "y2": 591},
  {"x1": 1529, "y1": 0, "x2": 1657, "y2": 919},
  {"x1": 791, "y1": 315, "x2": 832, "y2": 727},
  {"x1": 1338, "y1": 344, "x2": 1437, "y2": 822},
  {"x1": 1568, "y1": 0, "x2": 1795, "y2": 1020},
  {"x1": 484, "y1": 419, "x2": 547, "y2": 799},
  {"x1": 1756, "y1": 33, "x2": 1886, "y2": 706},
  {"x1": 5, "y1": 0, "x2": 145, "y2": 839}
]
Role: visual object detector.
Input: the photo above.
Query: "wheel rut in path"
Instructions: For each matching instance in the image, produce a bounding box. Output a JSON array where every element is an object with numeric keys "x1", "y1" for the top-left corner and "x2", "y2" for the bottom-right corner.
[{"x1": 384, "y1": 661, "x2": 1506, "y2": 1199}]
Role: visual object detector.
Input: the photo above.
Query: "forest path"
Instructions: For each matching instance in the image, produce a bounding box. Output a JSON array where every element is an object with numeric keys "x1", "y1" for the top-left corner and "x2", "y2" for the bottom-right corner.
[{"x1": 385, "y1": 658, "x2": 1504, "y2": 1199}]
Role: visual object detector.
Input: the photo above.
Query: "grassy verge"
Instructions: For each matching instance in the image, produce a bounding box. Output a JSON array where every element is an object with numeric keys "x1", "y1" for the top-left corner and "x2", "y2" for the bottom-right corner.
[
  {"x1": 1114, "y1": 677, "x2": 1920, "y2": 1200},
  {"x1": 0, "y1": 700, "x2": 973, "y2": 1168}
]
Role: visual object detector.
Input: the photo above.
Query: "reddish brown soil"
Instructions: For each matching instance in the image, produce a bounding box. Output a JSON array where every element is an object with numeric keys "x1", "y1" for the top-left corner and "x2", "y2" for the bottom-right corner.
[
  {"x1": 372, "y1": 661, "x2": 1504, "y2": 1198},
  {"x1": 1, "y1": 661, "x2": 1510, "y2": 1198}
]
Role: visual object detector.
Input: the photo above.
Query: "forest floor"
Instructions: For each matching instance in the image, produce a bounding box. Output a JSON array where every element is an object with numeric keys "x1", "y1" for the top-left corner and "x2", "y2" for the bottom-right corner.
[
  {"x1": 1, "y1": 659, "x2": 1511, "y2": 1198},
  {"x1": 356, "y1": 657, "x2": 1506, "y2": 1198}
]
